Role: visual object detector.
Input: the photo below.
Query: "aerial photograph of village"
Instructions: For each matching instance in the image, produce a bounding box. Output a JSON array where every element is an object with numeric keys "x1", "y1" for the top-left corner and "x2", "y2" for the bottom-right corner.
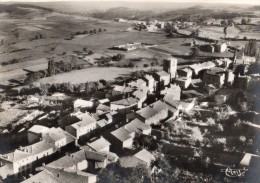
[{"x1": 0, "y1": 0, "x2": 259, "y2": 182}]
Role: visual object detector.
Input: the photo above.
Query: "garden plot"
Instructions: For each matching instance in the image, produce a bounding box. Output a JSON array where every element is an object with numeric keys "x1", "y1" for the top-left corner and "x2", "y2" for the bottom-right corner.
[
  {"x1": 38, "y1": 67, "x2": 136, "y2": 84},
  {"x1": 19, "y1": 25, "x2": 43, "y2": 31}
]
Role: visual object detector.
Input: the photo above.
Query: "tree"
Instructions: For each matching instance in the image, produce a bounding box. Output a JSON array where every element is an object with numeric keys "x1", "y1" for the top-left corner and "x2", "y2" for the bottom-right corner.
[
  {"x1": 93, "y1": 29, "x2": 97, "y2": 34},
  {"x1": 128, "y1": 62, "x2": 134, "y2": 68},
  {"x1": 98, "y1": 28, "x2": 102, "y2": 33},
  {"x1": 112, "y1": 53, "x2": 125, "y2": 61},
  {"x1": 48, "y1": 59, "x2": 55, "y2": 76},
  {"x1": 245, "y1": 39, "x2": 258, "y2": 57},
  {"x1": 228, "y1": 19, "x2": 233, "y2": 26},
  {"x1": 223, "y1": 26, "x2": 227, "y2": 36},
  {"x1": 83, "y1": 30, "x2": 88, "y2": 34},
  {"x1": 247, "y1": 18, "x2": 252, "y2": 24},
  {"x1": 191, "y1": 46, "x2": 199, "y2": 58},
  {"x1": 221, "y1": 20, "x2": 228, "y2": 26},
  {"x1": 241, "y1": 18, "x2": 247, "y2": 25},
  {"x1": 191, "y1": 127, "x2": 203, "y2": 142}
]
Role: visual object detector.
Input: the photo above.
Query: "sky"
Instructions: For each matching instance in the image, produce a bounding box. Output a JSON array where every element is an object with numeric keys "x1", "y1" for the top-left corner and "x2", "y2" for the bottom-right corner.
[{"x1": 0, "y1": 0, "x2": 259, "y2": 4}]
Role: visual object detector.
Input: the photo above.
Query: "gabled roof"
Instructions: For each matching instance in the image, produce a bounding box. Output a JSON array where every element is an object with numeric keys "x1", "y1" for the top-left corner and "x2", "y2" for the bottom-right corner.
[
  {"x1": 70, "y1": 112, "x2": 97, "y2": 129},
  {"x1": 111, "y1": 127, "x2": 132, "y2": 142},
  {"x1": 180, "y1": 67, "x2": 192, "y2": 73},
  {"x1": 133, "y1": 90, "x2": 147, "y2": 100},
  {"x1": 99, "y1": 98, "x2": 110, "y2": 104},
  {"x1": 163, "y1": 84, "x2": 181, "y2": 94},
  {"x1": 20, "y1": 140, "x2": 56, "y2": 155},
  {"x1": 128, "y1": 79, "x2": 146, "y2": 88},
  {"x1": 84, "y1": 150, "x2": 108, "y2": 162},
  {"x1": 96, "y1": 119, "x2": 109, "y2": 128},
  {"x1": 111, "y1": 97, "x2": 138, "y2": 106},
  {"x1": 28, "y1": 125, "x2": 49, "y2": 134},
  {"x1": 163, "y1": 94, "x2": 180, "y2": 108},
  {"x1": 0, "y1": 149, "x2": 31, "y2": 163},
  {"x1": 96, "y1": 103, "x2": 110, "y2": 112},
  {"x1": 47, "y1": 150, "x2": 87, "y2": 169},
  {"x1": 113, "y1": 85, "x2": 133, "y2": 93},
  {"x1": 42, "y1": 127, "x2": 75, "y2": 144},
  {"x1": 124, "y1": 118, "x2": 151, "y2": 134},
  {"x1": 155, "y1": 71, "x2": 170, "y2": 77},
  {"x1": 136, "y1": 100, "x2": 168, "y2": 119},
  {"x1": 134, "y1": 149, "x2": 155, "y2": 164},
  {"x1": 22, "y1": 166, "x2": 96, "y2": 183},
  {"x1": 119, "y1": 149, "x2": 155, "y2": 168},
  {"x1": 87, "y1": 136, "x2": 111, "y2": 152},
  {"x1": 188, "y1": 61, "x2": 215, "y2": 71},
  {"x1": 73, "y1": 99, "x2": 93, "y2": 108}
]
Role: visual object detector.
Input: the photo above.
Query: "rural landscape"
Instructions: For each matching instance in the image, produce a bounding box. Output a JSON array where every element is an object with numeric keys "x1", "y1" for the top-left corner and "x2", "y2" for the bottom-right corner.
[{"x1": 0, "y1": 0, "x2": 260, "y2": 183}]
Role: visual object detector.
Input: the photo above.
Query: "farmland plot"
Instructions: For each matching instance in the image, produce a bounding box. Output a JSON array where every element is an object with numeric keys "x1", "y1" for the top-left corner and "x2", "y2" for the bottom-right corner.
[{"x1": 38, "y1": 67, "x2": 136, "y2": 84}]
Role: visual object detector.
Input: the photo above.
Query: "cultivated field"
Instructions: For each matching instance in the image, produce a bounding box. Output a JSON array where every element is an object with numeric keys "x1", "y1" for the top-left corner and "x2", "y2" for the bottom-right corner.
[{"x1": 38, "y1": 67, "x2": 137, "y2": 84}]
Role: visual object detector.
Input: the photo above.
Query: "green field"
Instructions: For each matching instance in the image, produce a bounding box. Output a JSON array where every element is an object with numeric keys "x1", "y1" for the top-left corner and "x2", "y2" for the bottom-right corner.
[{"x1": 38, "y1": 67, "x2": 137, "y2": 84}]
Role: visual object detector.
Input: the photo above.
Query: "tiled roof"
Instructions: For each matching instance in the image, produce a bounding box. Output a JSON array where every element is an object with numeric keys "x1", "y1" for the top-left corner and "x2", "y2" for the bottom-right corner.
[
  {"x1": 111, "y1": 127, "x2": 132, "y2": 142},
  {"x1": 96, "y1": 104, "x2": 110, "y2": 112},
  {"x1": 97, "y1": 119, "x2": 109, "y2": 128},
  {"x1": 155, "y1": 71, "x2": 170, "y2": 77},
  {"x1": 22, "y1": 166, "x2": 96, "y2": 183},
  {"x1": 84, "y1": 150, "x2": 108, "y2": 162},
  {"x1": 205, "y1": 67, "x2": 227, "y2": 75},
  {"x1": 134, "y1": 149, "x2": 155, "y2": 164},
  {"x1": 87, "y1": 136, "x2": 111, "y2": 152},
  {"x1": 188, "y1": 61, "x2": 215, "y2": 71},
  {"x1": 163, "y1": 94, "x2": 180, "y2": 108},
  {"x1": 42, "y1": 127, "x2": 65, "y2": 142},
  {"x1": 20, "y1": 140, "x2": 56, "y2": 155},
  {"x1": 133, "y1": 90, "x2": 147, "y2": 100},
  {"x1": 136, "y1": 100, "x2": 168, "y2": 119},
  {"x1": 124, "y1": 118, "x2": 151, "y2": 134},
  {"x1": 111, "y1": 97, "x2": 138, "y2": 106},
  {"x1": 0, "y1": 149, "x2": 31, "y2": 163},
  {"x1": 47, "y1": 150, "x2": 87, "y2": 169},
  {"x1": 70, "y1": 113, "x2": 96, "y2": 129},
  {"x1": 113, "y1": 85, "x2": 133, "y2": 93},
  {"x1": 180, "y1": 67, "x2": 192, "y2": 73},
  {"x1": 128, "y1": 79, "x2": 146, "y2": 88},
  {"x1": 28, "y1": 125, "x2": 49, "y2": 134}
]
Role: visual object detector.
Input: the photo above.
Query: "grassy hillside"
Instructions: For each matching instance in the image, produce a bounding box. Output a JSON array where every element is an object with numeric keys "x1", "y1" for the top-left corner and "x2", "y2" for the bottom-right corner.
[{"x1": 0, "y1": 4, "x2": 52, "y2": 18}]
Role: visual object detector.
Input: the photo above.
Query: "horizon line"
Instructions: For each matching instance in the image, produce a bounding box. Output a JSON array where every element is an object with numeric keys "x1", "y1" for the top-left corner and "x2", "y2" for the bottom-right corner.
[{"x1": 0, "y1": 0, "x2": 259, "y2": 5}]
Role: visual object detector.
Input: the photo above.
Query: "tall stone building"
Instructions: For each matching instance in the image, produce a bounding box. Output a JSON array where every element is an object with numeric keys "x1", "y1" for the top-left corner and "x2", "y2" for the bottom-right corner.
[{"x1": 163, "y1": 57, "x2": 177, "y2": 79}]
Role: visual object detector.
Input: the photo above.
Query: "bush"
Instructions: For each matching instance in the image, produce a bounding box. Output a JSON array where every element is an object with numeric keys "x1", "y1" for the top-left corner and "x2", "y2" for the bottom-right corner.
[
  {"x1": 207, "y1": 118, "x2": 215, "y2": 126},
  {"x1": 215, "y1": 123, "x2": 224, "y2": 132},
  {"x1": 112, "y1": 53, "x2": 125, "y2": 61},
  {"x1": 190, "y1": 127, "x2": 203, "y2": 141},
  {"x1": 239, "y1": 136, "x2": 246, "y2": 143}
]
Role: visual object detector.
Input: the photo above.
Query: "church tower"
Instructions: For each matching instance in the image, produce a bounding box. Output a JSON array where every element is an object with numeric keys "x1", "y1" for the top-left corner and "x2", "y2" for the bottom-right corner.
[{"x1": 163, "y1": 57, "x2": 177, "y2": 79}]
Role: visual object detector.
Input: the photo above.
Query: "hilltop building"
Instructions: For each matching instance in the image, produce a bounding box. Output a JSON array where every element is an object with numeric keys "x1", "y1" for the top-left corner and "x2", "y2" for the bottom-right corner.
[{"x1": 163, "y1": 57, "x2": 177, "y2": 79}]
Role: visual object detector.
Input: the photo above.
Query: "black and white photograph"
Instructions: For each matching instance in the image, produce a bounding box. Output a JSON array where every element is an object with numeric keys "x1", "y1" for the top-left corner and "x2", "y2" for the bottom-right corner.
[{"x1": 0, "y1": 0, "x2": 260, "y2": 182}]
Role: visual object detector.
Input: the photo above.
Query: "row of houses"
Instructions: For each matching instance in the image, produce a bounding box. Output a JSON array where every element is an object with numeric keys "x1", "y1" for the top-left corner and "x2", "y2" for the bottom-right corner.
[{"x1": 0, "y1": 127, "x2": 75, "y2": 179}]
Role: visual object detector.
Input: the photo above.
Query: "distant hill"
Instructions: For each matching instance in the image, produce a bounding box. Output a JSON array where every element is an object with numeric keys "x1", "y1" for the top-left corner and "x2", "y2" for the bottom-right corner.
[
  {"x1": 91, "y1": 7, "x2": 155, "y2": 20},
  {"x1": 0, "y1": 4, "x2": 52, "y2": 18},
  {"x1": 248, "y1": 6, "x2": 260, "y2": 10}
]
